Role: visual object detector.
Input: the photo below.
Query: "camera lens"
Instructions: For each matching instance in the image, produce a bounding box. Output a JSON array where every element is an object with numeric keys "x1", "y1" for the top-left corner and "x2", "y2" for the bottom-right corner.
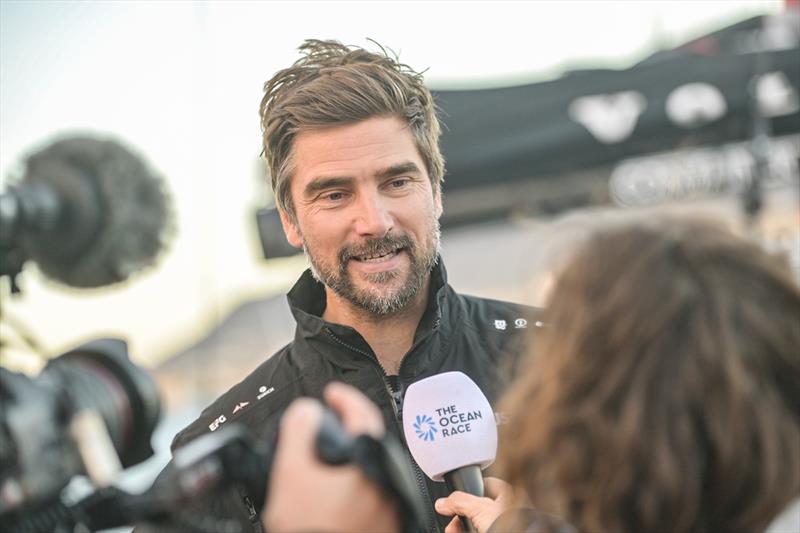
[{"x1": 43, "y1": 338, "x2": 161, "y2": 467}]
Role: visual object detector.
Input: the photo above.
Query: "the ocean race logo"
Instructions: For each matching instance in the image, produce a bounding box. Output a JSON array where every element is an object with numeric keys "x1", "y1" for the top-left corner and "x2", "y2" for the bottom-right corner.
[
  {"x1": 413, "y1": 414, "x2": 438, "y2": 441},
  {"x1": 413, "y1": 405, "x2": 484, "y2": 441}
]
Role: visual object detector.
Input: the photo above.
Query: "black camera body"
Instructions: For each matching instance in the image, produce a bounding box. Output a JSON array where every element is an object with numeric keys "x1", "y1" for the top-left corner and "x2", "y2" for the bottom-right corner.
[{"x1": 0, "y1": 338, "x2": 161, "y2": 530}]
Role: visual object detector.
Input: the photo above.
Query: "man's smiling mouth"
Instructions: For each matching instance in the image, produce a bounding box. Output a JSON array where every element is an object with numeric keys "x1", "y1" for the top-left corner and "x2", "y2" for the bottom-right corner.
[{"x1": 353, "y1": 247, "x2": 403, "y2": 263}]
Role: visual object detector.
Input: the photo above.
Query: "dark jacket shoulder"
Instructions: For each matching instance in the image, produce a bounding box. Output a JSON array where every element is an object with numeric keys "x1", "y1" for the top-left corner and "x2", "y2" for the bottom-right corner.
[
  {"x1": 458, "y1": 292, "x2": 542, "y2": 328},
  {"x1": 170, "y1": 343, "x2": 303, "y2": 451},
  {"x1": 452, "y1": 293, "x2": 543, "y2": 391}
]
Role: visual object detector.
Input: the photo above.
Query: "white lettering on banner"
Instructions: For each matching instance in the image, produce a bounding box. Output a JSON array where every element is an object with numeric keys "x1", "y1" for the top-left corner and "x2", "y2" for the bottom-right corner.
[
  {"x1": 755, "y1": 72, "x2": 799, "y2": 118},
  {"x1": 609, "y1": 134, "x2": 800, "y2": 207},
  {"x1": 665, "y1": 83, "x2": 727, "y2": 128},
  {"x1": 571, "y1": 71, "x2": 797, "y2": 142},
  {"x1": 568, "y1": 91, "x2": 646, "y2": 144},
  {"x1": 494, "y1": 320, "x2": 507, "y2": 331}
]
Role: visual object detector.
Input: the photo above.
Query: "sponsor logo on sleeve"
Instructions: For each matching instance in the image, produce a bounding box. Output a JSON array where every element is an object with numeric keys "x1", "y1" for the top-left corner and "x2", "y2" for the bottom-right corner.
[
  {"x1": 257, "y1": 385, "x2": 275, "y2": 400},
  {"x1": 208, "y1": 414, "x2": 227, "y2": 432}
]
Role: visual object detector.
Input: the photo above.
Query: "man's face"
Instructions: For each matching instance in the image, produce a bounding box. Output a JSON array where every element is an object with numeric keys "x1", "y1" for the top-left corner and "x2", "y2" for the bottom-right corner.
[{"x1": 279, "y1": 116, "x2": 443, "y2": 316}]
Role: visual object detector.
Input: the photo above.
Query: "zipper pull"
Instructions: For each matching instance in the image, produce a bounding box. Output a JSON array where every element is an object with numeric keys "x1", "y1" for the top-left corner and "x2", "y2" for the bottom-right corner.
[{"x1": 390, "y1": 382, "x2": 405, "y2": 421}]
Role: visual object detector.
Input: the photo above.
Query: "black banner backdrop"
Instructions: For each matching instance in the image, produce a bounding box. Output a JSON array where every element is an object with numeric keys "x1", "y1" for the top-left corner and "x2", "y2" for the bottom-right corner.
[{"x1": 433, "y1": 13, "x2": 799, "y2": 222}]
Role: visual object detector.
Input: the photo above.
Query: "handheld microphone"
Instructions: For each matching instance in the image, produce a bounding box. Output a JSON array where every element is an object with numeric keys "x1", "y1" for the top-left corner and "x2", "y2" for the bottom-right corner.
[
  {"x1": 402, "y1": 371, "x2": 497, "y2": 532},
  {"x1": 0, "y1": 136, "x2": 171, "y2": 289}
]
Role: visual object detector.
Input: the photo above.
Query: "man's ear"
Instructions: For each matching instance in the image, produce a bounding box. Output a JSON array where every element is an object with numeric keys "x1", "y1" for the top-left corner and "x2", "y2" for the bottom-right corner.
[{"x1": 278, "y1": 207, "x2": 303, "y2": 248}]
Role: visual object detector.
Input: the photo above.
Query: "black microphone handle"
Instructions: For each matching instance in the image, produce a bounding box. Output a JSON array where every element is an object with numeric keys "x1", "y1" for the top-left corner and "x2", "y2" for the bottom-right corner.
[{"x1": 444, "y1": 465, "x2": 483, "y2": 533}]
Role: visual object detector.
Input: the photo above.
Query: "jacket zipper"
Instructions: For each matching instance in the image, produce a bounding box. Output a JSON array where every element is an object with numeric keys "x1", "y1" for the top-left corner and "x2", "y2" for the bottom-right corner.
[{"x1": 323, "y1": 328, "x2": 441, "y2": 532}]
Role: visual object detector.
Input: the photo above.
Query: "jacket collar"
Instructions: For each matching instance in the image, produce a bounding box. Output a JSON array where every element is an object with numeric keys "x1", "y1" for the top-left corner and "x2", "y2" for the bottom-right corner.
[{"x1": 286, "y1": 257, "x2": 453, "y2": 348}]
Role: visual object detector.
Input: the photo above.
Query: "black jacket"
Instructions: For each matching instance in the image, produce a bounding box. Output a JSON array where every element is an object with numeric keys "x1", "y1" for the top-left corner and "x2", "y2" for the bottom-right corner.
[{"x1": 167, "y1": 260, "x2": 539, "y2": 532}]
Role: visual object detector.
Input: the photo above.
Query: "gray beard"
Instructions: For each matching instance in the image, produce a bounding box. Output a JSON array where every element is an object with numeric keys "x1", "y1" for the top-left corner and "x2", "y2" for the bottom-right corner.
[{"x1": 304, "y1": 225, "x2": 441, "y2": 317}]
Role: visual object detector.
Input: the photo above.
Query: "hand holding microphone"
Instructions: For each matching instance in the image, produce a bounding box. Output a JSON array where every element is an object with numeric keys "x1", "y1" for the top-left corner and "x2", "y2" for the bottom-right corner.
[
  {"x1": 435, "y1": 477, "x2": 512, "y2": 533},
  {"x1": 401, "y1": 371, "x2": 504, "y2": 533}
]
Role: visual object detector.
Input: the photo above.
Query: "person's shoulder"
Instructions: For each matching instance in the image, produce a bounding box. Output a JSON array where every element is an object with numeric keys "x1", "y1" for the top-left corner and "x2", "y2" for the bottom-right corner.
[
  {"x1": 444, "y1": 292, "x2": 542, "y2": 394},
  {"x1": 170, "y1": 342, "x2": 303, "y2": 451},
  {"x1": 448, "y1": 292, "x2": 543, "y2": 364}
]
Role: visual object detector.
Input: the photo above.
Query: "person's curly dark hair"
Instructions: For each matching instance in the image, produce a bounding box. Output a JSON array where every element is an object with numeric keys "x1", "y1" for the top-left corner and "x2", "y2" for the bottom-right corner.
[{"x1": 499, "y1": 217, "x2": 800, "y2": 532}]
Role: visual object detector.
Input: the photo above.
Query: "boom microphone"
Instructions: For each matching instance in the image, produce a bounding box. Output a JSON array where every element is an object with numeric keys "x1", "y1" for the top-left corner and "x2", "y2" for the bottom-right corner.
[
  {"x1": 402, "y1": 371, "x2": 497, "y2": 533},
  {"x1": 0, "y1": 136, "x2": 171, "y2": 288}
]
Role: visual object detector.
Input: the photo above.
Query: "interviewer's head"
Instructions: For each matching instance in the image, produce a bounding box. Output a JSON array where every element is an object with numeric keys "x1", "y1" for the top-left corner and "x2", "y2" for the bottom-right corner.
[{"x1": 499, "y1": 217, "x2": 800, "y2": 532}]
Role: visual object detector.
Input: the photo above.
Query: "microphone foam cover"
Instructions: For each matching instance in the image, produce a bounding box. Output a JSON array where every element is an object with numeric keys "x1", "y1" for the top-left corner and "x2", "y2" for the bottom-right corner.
[
  {"x1": 402, "y1": 371, "x2": 497, "y2": 481},
  {"x1": 23, "y1": 136, "x2": 172, "y2": 288}
]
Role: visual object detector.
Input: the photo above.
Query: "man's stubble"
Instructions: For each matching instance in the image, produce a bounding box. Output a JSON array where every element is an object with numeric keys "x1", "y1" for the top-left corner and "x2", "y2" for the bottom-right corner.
[{"x1": 302, "y1": 213, "x2": 441, "y2": 317}]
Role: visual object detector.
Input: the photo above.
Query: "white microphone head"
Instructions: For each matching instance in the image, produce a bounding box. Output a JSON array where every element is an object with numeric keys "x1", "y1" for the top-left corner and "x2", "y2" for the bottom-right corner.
[{"x1": 402, "y1": 371, "x2": 497, "y2": 481}]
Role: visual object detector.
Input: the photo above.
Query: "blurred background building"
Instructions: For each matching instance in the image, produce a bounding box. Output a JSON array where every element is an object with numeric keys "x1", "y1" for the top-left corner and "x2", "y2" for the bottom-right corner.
[{"x1": 1, "y1": 0, "x2": 798, "y2": 498}]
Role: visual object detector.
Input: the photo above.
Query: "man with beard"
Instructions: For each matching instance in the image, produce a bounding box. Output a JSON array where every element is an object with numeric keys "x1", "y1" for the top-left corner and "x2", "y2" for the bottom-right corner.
[{"x1": 159, "y1": 40, "x2": 538, "y2": 533}]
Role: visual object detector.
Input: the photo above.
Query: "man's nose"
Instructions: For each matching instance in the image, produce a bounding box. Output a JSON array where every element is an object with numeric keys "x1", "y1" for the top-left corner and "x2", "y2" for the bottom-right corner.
[{"x1": 353, "y1": 192, "x2": 394, "y2": 237}]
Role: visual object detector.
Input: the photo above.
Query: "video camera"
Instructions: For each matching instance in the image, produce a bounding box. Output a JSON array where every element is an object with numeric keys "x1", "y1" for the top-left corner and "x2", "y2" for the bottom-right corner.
[
  {"x1": 0, "y1": 134, "x2": 171, "y2": 531},
  {"x1": 0, "y1": 338, "x2": 161, "y2": 531},
  {"x1": 1, "y1": 349, "x2": 424, "y2": 532}
]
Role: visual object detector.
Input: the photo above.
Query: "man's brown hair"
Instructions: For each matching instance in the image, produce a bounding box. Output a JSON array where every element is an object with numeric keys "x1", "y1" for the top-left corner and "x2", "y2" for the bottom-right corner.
[
  {"x1": 498, "y1": 217, "x2": 800, "y2": 532},
  {"x1": 259, "y1": 39, "x2": 444, "y2": 223}
]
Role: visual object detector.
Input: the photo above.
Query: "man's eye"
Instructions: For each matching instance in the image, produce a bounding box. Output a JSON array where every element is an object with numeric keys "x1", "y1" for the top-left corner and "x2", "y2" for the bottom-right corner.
[
  {"x1": 322, "y1": 191, "x2": 345, "y2": 202},
  {"x1": 389, "y1": 178, "x2": 409, "y2": 188}
]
